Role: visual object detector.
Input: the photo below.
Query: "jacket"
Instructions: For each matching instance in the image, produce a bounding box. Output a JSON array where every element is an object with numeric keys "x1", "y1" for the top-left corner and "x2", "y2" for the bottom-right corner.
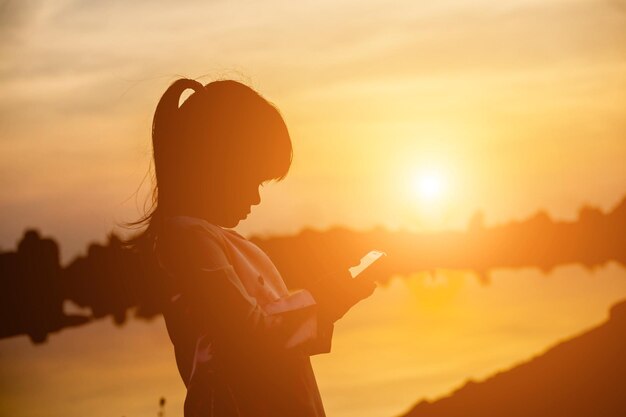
[{"x1": 154, "y1": 215, "x2": 334, "y2": 417}]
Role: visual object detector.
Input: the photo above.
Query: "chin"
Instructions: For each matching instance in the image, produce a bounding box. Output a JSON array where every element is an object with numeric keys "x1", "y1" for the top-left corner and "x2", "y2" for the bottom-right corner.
[
  {"x1": 223, "y1": 217, "x2": 241, "y2": 228},
  {"x1": 217, "y1": 210, "x2": 248, "y2": 228}
]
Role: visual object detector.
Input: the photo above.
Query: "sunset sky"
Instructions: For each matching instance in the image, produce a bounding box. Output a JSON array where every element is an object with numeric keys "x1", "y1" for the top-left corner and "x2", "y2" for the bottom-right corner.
[
  {"x1": 1, "y1": 2, "x2": 626, "y2": 417},
  {"x1": 1, "y1": 0, "x2": 625, "y2": 261}
]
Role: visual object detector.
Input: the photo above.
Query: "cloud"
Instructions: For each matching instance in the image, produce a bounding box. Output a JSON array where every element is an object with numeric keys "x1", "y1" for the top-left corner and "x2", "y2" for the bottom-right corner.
[
  {"x1": 0, "y1": 0, "x2": 32, "y2": 57},
  {"x1": 608, "y1": 0, "x2": 626, "y2": 13},
  {"x1": 0, "y1": 0, "x2": 32, "y2": 31}
]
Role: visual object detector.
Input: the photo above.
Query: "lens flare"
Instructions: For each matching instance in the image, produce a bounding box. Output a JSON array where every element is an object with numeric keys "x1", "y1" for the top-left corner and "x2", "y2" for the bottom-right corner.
[{"x1": 413, "y1": 170, "x2": 445, "y2": 202}]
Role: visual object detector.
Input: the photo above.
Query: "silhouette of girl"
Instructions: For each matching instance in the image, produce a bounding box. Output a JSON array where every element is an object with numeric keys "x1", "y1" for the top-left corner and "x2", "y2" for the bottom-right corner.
[{"x1": 128, "y1": 78, "x2": 378, "y2": 416}]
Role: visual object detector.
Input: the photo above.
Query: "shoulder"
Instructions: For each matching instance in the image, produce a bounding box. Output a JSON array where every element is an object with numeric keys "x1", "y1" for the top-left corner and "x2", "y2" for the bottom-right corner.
[{"x1": 156, "y1": 215, "x2": 231, "y2": 272}]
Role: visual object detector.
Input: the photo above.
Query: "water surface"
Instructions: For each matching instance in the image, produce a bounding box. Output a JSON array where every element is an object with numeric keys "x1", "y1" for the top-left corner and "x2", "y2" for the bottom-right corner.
[{"x1": 1, "y1": 263, "x2": 624, "y2": 417}]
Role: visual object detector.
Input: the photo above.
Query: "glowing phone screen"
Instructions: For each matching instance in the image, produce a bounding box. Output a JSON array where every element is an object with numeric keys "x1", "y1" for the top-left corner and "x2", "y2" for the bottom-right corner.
[{"x1": 348, "y1": 250, "x2": 386, "y2": 278}]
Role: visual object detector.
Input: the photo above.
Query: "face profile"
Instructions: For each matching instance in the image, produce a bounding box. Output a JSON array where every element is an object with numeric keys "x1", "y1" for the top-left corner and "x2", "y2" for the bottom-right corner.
[{"x1": 208, "y1": 169, "x2": 264, "y2": 227}]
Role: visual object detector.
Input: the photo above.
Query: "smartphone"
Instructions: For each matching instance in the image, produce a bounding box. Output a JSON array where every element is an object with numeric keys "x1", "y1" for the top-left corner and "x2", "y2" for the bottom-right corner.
[{"x1": 349, "y1": 250, "x2": 387, "y2": 278}]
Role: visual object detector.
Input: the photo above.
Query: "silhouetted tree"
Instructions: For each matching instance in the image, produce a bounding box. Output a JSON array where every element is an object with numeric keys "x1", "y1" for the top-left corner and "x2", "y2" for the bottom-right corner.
[{"x1": 1, "y1": 196, "x2": 625, "y2": 343}]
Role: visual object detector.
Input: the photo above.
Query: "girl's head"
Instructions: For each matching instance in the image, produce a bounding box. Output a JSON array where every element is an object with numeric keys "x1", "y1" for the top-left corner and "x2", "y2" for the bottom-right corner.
[
  {"x1": 152, "y1": 79, "x2": 292, "y2": 227},
  {"x1": 128, "y1": 78, "x2": 293, "y2": 243}
]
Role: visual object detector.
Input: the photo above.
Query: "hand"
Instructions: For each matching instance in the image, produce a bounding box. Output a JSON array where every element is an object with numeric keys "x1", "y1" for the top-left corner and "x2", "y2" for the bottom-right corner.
[
  {"x1": 351, "y1": 251, "x2": 388, "y2": 284},
  {"x1": 308, "y1": 268, "x2": 378, "y2": 323}
]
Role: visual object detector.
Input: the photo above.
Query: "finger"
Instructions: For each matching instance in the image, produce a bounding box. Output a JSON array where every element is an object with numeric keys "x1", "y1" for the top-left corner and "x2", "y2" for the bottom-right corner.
[
  {"x1": 353, "y1": 279, "x2": 376, "y2": 299},
  {"x1": 355, "y1": 261, "x2": 386, "y2": 281},
  {"x1": 353, "y1": 274, "x2": 376, "y2": 286}
]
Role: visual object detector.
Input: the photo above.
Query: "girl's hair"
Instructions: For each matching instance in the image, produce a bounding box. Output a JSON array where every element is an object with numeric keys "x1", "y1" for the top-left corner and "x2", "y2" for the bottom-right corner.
[{"x1": 123, "y1": 77, "x2": 293, "y2": 253}]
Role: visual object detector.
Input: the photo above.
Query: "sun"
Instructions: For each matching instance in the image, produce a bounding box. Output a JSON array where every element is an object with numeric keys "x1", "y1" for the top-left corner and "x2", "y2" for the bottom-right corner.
[{"x1": 412, "y1": 170, "x2": 446, "y2": 202}]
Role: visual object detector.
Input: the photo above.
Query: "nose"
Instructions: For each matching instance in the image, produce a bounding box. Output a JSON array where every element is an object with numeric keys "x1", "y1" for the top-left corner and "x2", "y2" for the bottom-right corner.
[{"x1": 251, "y1": 185, "x2": 261, "y2": 206}]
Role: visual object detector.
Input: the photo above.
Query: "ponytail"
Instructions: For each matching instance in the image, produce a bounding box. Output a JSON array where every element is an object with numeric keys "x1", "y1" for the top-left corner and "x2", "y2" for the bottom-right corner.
[
  {"x1": 152, "y1": 78, "x2": 204, "y2": 169},
  {"x1": 121, "y1": 78, "x2": 205, "y2": 253}
]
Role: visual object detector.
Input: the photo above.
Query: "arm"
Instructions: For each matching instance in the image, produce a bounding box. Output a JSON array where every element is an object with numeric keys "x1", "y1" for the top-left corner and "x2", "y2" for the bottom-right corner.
[{"x1": 155, "y1": 220, "x2": 335, "y2": 356}]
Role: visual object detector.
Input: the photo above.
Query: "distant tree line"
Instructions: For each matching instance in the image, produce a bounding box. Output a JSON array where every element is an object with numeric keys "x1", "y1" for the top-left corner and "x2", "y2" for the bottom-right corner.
[{"x1": 1, "y1": 196, "x2": 624, "y2": 344}]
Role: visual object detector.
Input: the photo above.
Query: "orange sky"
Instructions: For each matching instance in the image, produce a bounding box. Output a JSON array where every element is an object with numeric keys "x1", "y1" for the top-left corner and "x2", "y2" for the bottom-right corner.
[{"x1": 0, "y1": 0, "x2": 625, "y2": 262}]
